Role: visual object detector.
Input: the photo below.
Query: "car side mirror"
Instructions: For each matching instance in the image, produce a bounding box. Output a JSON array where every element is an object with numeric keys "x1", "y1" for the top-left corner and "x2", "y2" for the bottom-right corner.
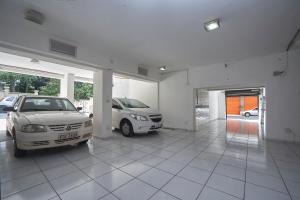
[
  {"x1": 76, "y1": 107, "x2": 83, "y2": 111},
  {"x1": 112, "y1": 105, "x2": 122, "y2": 110},
  {"x1": 89, "y1": 113, "x2": 93, "y2": 119},
  {"x1": 3, "y1": 106, "x2": 15, "y2": 112}
]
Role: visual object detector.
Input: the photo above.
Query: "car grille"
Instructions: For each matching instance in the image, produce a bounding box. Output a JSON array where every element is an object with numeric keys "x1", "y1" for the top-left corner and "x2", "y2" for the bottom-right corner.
[
  {"x1": 49, "y1": 123, "x2": 83, "y2": 131},
  {"x1": 55, "y1": 136, "x2": 81, "y2": 144},
  {"x1": 149, "y1": 114, "x2": 162, "y2": 123}
]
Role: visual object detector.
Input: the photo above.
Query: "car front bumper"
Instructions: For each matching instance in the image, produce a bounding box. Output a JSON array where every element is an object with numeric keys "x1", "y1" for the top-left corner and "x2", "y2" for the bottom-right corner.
[
  {"x1": 131, "y1": 120, "x2": 163, "y2": 133},
  {"x1": 15, "y1": 127, "x2": 93, "y2": 150}
]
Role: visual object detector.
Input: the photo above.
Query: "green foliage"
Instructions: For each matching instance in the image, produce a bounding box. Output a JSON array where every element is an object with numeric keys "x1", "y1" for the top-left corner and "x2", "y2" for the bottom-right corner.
[
  {"x1": 74, "y1": 82, "x2": 93, "y2": 101},
  {"x1": 0, "y1": 71, "x2": 50, "y2": 93},
  {"x1": 0, "y1": 71, "x2": 93, "y2": 99},
  {"x1": 39, "y1": 79, "x2": 60, "y2": 96}
]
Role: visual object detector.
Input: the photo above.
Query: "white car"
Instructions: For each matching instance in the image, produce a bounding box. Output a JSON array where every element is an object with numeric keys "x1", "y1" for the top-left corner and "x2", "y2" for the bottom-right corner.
[
  {"x1": 112, "y1": 98, "x2": 163, "y2": 137},
  {"x1": 241, "y1": 107, "x2": 259, "y2": 117},
  {"x1": 5, "y1": 96, "x2": 93, "y2": 157}
]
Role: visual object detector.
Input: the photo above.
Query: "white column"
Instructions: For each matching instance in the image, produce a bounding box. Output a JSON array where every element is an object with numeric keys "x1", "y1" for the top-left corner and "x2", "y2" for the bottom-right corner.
[
  {"x1": 60, "y1": 73, "x2": 75, "y2": 102},
  {"x1": 93, "y1": 69, "x2": 112, "y2": 138}
]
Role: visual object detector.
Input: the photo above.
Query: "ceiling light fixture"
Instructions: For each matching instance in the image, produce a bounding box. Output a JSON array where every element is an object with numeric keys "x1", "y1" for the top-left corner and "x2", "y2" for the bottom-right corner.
[
  {"x1": 159, "y1": 66, "x2": 167, "y2": 71},
  {"x1": 204, "y1": 18, "x2": 220, "y2": 32}
]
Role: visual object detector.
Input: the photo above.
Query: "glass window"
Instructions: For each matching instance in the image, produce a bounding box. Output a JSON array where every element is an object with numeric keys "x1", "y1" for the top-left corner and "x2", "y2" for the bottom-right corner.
[{"x1": 20, "y1": 97, "x2": 77, "y2": 112}]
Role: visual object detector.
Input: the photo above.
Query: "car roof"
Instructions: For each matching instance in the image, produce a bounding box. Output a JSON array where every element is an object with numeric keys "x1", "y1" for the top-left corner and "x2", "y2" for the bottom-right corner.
[{"x1": 21, "y1": 95, "x2": 67, "y2": 99}]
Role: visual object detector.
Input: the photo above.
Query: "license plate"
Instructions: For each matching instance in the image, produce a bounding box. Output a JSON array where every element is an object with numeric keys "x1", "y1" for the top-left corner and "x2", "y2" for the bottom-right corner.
[
  {"x1": 154, "y1": 124, "x2": 162, "y2": 128},
  {"x1": 58, "y1": 132, "x2": 78, "y2": 140}
]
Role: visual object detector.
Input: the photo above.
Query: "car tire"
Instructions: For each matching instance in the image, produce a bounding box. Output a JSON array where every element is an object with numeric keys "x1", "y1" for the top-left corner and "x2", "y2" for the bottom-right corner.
[
  {"x1": 120, "y1": 120, "x2": 134, "y2": 137},
  {"x1": 12, "y1": 129, "x2": 26, "y2": 157},
  {"x1": 6, "y1": 129, "x2": 11, "y2": 137},
  {"x1": 79, "y1": 139, "x2": 89, "y2": 145},
  {"x1": 245, "y1": 112, "x2": 250, "y2": 117}
]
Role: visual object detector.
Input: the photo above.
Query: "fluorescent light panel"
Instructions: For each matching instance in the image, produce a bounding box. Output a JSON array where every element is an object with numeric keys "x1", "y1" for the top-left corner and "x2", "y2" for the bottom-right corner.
[{"x1": 204, "y1": 18, "x2": 220, "y2": 31}]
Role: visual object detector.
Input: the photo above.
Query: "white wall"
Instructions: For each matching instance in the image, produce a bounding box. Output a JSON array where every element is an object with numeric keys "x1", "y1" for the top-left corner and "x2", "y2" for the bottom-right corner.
[
  {"x1": 208, "y1": 91, "x2": 226, "y2": 120},
  {"x1": 113, "y1": 78, "x2": 159, "y2": 110},
  {"x1": 160, "y1": 49, "x2": 300, "y2": 142}
]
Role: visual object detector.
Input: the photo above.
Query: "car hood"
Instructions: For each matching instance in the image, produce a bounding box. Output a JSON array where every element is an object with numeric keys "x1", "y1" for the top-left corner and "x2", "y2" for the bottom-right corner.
[
  {"x1": 21, "y1": 111, "x2": 89, "y2": 125},
  {"x1": 127, "y1": 108, "x2": 161, "y2": 116}
]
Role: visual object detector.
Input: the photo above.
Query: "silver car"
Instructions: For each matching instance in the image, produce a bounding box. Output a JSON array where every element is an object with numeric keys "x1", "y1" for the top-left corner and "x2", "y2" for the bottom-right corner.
[{"x1": 241, "y1": 107, "x2": 258, "y2": 117}]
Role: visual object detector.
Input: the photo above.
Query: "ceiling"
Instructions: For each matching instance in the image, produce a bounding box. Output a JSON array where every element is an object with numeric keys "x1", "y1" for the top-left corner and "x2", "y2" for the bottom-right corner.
[
  {"x1": 0, "y1": 0, "x2": 300, "y2": 71},
  {"x1": 0, "y1": 52, "x2": 93, "y2": 79}
]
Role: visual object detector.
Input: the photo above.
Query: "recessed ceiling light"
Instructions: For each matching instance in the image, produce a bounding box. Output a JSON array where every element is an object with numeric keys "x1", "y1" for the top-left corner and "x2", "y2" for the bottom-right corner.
[
  {"x1": 159, "y1": 66, "x2": 167, "y2": 71},
  {"x1": 204, "y1": 18, "x2": 220, "y2": 32}
]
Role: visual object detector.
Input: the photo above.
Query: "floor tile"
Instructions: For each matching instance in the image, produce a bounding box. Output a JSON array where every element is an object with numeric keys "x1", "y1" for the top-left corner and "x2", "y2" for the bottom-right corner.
[
  {"x1": 207, "y1": 174, "x2": 244, "y2": 199},
  {"x1": 120, "y1": 161, "x2": 151, "y2": 177},
  {"x1": 220, "y1": 156, "x2": 246, "y2": 169},
  {"x1": 246, "y1": 170, "x2": 287, "y2": 193},
  {"x1": 82, "y1": 162, "x2": 115, "y2": 178},
  {"x1": 149, "y1": 191, "x2": 178, "y2": 200},
  {"x1": 178, "y1": 166, "x2": 211, "y2": 184},
  {"x1": 1, "y1": 172, "x2": 47, "y2": 198},
  {"x1": 189, "y1": 158, "x2": 217, "y2": 171},
  {"x1": 43, "y1": 163, "x2": 78, "y2": 180},
  {"x1": 105, "y1": 156, "x2": 134, "y2": 168},
  {"x1": 245, "y1": 183, "x2": 291, "y2": 200},
  {"x1": 72, "y1": 156, "x2": 101, "y2": 169},
  {"x1": 100, "y1": 194, "x2": 119, "y2": 200},
  {"x1": 60, "y1": 180, "x2": 108, "y2": 200},
  {"x1": 113, "y1": 179, "x2": 157, "y2": 200},
  {"x1": 95, "y1": 169, "x2": 134, "y2": 191},
  {"x1": 50, "y1": 170, "x2": 91, "y2": 194},
  {"x1": 139, "y1": 154, "x2": 165, "y2": 167},
  {"x1": 3, "y1": 183, "x2": 57, "y2": 200},
  {"x1": 156, "y1": 160, "x2": 186, "y2": 175},
  {"x1": 285, "y1": 180, "x2": 300, "y2": 198},
  {"x1": 198, "y1": 186, "x2": 240, "y2": 200},
  {"x1": 214, "y1": 163, "x2": 245, "y2": 181},
  {"x1": 138, "y1": 168, "x2": 174, "y2": 188},
  {"x1": 162, "y1": 176, "x2": 203, "y2": 200}
]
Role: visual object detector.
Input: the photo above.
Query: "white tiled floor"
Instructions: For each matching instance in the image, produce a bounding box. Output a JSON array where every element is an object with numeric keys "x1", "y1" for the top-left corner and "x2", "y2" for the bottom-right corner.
[{"x1": 1, "y1": 119, "x2": 300, "y2": 200}]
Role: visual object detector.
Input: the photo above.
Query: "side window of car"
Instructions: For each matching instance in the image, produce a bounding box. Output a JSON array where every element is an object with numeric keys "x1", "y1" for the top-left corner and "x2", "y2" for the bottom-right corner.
[
  {"x1": 13, "y1": 97, "x2": 23, "y2": 110},
  {"x1": 112, "y1": 100, "x2": 121, "y2": 109}
]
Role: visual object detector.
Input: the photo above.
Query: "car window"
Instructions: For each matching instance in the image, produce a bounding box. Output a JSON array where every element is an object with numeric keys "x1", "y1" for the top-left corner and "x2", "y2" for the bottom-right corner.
[
  {"x1": 117, "y1": 98, "x2": 149, "y2": 108},
  {"x1": 112, "y1": 99, "x2": 121, "y2": 108},
  {"x1": 13, "y1": 97, "x2": 22, "y2": 110},
  {"x1": 5, "y1": 96, "x2": 15, "y2": 102},
  {"x1": 0, "y1": 105, "x2": 6, "y2": 113},
  {"x1": 20, "y1": 97, "x2": 77, "y2": 112}
]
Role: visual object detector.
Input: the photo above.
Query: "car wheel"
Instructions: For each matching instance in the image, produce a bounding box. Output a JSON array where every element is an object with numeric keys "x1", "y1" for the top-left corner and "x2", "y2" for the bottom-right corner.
[
  {"x1": 6, "y1": 129, "x2": 11, "y2": 137},
  {"x1": 120, "y1": 120, "x2": 134, "y2": 137},
  {"x1": 245, "y1": 112, "x2": 250, "y2": 117},
  {"x1": 79, "y1": 139, "x2": 89, "y2": 145},
  {"x1": 12, "y1": 129, "x2": 26, "y2": 157}
]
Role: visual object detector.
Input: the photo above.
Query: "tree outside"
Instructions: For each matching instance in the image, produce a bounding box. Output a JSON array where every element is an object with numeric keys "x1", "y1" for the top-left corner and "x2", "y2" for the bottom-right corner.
[{"x1": 0, "y1": 71, "x2": 93, "y2": 100}]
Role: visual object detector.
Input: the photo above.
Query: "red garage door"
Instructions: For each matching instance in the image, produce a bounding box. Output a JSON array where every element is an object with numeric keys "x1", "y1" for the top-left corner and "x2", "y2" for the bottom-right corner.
[
  {"x1": 244, "y1": 96, "x2": 258, "y2": 111},
  {"x1": 226, "y1": 96, "x2": 240, "y2": 115}
]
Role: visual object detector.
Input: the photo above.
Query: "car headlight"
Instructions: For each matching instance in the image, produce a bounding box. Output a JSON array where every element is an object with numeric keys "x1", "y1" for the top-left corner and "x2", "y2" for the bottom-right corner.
[
  {"x1": 21, "y1": 124, "x2": 47, "y2": 133},
  {"x1": 84, "y1": 119, "x2": 93, "y2": 127},
  {"x1": 130, "y1": 114, "x2": 148, "y2": 121}
]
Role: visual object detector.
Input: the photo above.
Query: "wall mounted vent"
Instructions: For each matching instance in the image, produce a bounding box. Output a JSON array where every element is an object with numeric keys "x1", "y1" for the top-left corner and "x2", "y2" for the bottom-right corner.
[
  {"x1": 25, "y1": 9, "x2": 45, "y2": 25},
  {"x1": 138, "y1": 66, "x2": 148, "y2": 76},
  {"x1": 49, "y1": 39, "x2": 77, "y2": 57}
]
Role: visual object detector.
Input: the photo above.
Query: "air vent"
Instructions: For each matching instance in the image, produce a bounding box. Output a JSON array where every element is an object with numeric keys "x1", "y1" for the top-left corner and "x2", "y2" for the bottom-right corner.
[
  {"x1": 49, "y1": 39, "x2": 77, "y2": 57},
  {"x1": 138, "y1": 66, "x2": 148, "y2": 76},
  {"x1": 25, "y1": 9, "x2": 45, "y2": 25}
]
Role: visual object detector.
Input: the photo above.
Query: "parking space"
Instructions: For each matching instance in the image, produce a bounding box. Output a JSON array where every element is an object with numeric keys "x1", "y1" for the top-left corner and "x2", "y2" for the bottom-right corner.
[{"x1": 1, "y1": 119, "x2": 299, "y2": 200}]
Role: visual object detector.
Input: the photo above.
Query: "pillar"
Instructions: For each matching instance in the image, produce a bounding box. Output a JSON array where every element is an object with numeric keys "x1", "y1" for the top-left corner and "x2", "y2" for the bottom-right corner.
[
  {"x1": 60, "y1": 73, "x2": 75, "y2": 102},
  {"x1": 93, "y1": 69, "x2": 112, "y2": 138}
]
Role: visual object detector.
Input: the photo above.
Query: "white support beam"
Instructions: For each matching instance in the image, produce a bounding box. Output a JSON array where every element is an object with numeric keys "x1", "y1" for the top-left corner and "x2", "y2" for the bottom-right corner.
[
  {"x1": 60, "y1": 73, "x2": 75, "y2": 102},
  {"x1": 93, "y1": 69, "x2": 112, "y2": 139}
]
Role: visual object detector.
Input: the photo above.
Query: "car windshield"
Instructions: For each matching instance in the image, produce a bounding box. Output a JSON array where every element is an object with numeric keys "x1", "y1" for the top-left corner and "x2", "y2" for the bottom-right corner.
[
  {"x1": 20, "y1": 97, "x2": 77, "y2": 112},
  {"x1": 117, "y1": 98, "x2": 149, "y2": 108}
]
